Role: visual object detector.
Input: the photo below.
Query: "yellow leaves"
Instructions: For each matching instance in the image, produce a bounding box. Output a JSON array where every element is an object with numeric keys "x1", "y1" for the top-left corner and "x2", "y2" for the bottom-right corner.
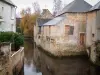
[{"x1": 20, "y1": 8, "x2": 40, "y2": 37}]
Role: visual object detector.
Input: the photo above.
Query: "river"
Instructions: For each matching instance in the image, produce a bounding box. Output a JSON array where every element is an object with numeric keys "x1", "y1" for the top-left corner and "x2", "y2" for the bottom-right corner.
[{"x1": 20, "y1": 40, "x2": 100, "y2": 75}]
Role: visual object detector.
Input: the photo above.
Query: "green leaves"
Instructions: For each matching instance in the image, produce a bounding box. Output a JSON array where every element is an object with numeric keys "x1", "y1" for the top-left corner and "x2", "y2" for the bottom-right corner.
[{"x1": 0, "y1": 32, "x2": 24, "y2": 50}]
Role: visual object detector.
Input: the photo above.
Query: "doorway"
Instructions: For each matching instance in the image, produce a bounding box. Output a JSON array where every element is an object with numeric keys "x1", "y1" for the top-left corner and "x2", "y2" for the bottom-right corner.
[{"x1": 80, "y1": 33, "x2": 85, "y2": 45}]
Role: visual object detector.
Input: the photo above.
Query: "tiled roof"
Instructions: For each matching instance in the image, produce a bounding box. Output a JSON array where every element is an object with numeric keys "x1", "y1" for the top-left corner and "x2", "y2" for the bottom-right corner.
[
  {"x1": 57, "y1": 0, "x2": 92, "y2": 16},
  {"x1": 43, "y1": 16, "x2": 65, "y2": 26},
  {"x1": 37, "y1": 18, "x2": 51, "y2": 26}
]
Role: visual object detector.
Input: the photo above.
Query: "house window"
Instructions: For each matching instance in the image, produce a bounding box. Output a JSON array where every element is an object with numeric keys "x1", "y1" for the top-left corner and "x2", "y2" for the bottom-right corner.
[
  {"x1": 65, "y1": 25, "x2": 74, "y2": 35},
  {"x1": 49, "y1": 26, "x2": 51, "y2": 35},
  {"x1": 11, "y1": 7, "x2": 14, "y2": 19},
  {"x1": 92, "y1": 34, "x2": 94, "y2": 37},
  {"x1": 38, "y1": 26, "x2": 41, "y2": 34},
  {"x1": 69, "y1": 26, "x2": 74, "y2": 35},
  {"x1": 11, "y1": 24, "x2": 14, "y2": 31},
  {"x1": 0, "y1": 7, "x2": 4, "y2": 19}
]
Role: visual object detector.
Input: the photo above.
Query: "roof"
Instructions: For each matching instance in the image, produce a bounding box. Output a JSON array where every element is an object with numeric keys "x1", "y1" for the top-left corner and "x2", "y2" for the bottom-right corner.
[
  {"x1": 40, "y1": 9, "x2": 53, "y2": 19},
  {"x1": 57, "y1": 0, "x2": 92, "y2": 16},
  {"x1": 90, "y1": 1, "x2": 100, "y2": 11},
  {"x1": 1, "y1": 0, "x2": 16, "y2": 7},
  {"x1": 37, "y1": 18, "x2": 51, "y2": 26},
  {"x1": 43, "y1": 16, "x2": 65, "y2": 26}
]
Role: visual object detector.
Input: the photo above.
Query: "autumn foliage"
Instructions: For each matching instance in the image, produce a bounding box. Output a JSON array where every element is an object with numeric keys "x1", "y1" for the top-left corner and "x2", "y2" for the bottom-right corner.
[{"x1": 20, "y1": 8, "x2": 40, "y2": 37}]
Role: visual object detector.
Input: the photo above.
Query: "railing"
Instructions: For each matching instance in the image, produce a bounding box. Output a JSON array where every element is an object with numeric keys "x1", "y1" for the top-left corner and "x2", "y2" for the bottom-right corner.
[{"x1": 11, "y1": 47, "x2": 24, "y2": 68}]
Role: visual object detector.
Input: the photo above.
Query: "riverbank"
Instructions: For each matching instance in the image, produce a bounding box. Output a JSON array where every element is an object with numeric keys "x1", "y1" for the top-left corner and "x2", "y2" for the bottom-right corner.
[
  {"x1": 34, "y1": 38, "x2": 87, "y2": 57},
  {"x1": 18, "y1": 39, "x2": 100, "y2": 75},
  {"x1": 33, "y1": 44, "x2": 100, "y2": 75},
  {"x1": 36, "y1": 45, "x2": 88, "y2": 59}
]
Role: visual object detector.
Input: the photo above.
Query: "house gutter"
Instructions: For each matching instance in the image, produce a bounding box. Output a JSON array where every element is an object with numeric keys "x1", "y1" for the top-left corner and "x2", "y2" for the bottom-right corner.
[{"x1": 1, "y1": 0, "x2": 17, "y2": 7}]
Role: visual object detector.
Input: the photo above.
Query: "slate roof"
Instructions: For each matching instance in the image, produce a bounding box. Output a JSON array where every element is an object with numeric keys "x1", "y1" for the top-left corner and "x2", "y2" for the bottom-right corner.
[
  {"x1": 1, "y1": 0, "x2": 16, "y2": 6},
  {"x1": 90, "y1": 1, "x2": 100, "y2": 11},
  {"x1": 37, "y1": 18, "x2": 51, "y2": 26},
  {"x1": 43, "y1": 16, "x2": 65, "y2": 26},
  {"x1": 57, "y1": 0, "x2": 92, "y2": 16}
]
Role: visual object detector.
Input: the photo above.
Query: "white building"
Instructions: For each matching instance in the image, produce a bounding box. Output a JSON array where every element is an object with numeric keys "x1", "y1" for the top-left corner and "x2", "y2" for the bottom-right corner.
[{"x1": 0, "y1": 0, "x2": 16, "y2": 32}]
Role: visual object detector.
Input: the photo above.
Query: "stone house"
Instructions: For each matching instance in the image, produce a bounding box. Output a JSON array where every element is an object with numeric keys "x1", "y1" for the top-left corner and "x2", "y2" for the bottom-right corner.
[
  {"x1": 0, "y1": 0, "x2": 16, "y2": 32},
  {"x1": 86, "y1": 1, "x2": 100, "y2": 47},
  {"x1": 86, "y1": 1, "x2": 100, "y2": 64},
  {"x1": 34, "y1": 0, "x2": 92, "y2": 56},
  {"x1": 34, "y1": 9, "x2": 53, "y2": 42}
]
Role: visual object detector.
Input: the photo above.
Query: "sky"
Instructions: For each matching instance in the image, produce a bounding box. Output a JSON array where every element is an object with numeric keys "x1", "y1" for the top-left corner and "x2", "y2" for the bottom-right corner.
[{"x1": 12, "y1": 0, "x2": 100, "y2": 15}]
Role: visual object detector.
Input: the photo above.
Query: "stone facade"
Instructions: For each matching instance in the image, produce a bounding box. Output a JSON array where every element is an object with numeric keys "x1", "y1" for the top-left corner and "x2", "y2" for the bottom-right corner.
[
  {"x1": 40, "y1": 9, "x2": 53, "y2": 19},
  {"x1": 34, "y1": 9, "x2": 53, "y2": 43},
  {"x1": 86, "y1": 11, "x2": 97, "y2": 46},
  {"x1": 86, "y1": 10, "x2": 100, "y2": 65},
  {"x1": 34, "y1": 0, "x2": 92, "y2": 56},
  {"x1": 35, "y1": 13, "x2": 87, "y2": 56}
]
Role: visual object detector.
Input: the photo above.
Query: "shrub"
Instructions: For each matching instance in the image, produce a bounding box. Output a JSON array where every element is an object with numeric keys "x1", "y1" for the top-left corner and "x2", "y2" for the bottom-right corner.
[{"x1": 0, "y1": 32, "x2": 24, "y2": 51}]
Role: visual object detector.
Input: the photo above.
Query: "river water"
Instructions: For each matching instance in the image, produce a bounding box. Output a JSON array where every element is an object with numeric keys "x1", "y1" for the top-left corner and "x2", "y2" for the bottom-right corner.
[{"x1": 20, "y1": 40, "x2": 100, "y2": 75}]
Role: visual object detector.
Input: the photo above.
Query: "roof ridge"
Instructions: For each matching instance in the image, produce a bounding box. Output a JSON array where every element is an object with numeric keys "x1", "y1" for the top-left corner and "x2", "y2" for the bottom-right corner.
[{"x1": 57, "y1": 0, "x2": 92, "y2": 16}]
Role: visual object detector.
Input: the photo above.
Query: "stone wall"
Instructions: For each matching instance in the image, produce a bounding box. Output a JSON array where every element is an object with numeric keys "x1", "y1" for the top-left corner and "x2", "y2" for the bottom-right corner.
[
  {"x1": 96, "y1": 10, "x2": 100, "y2": 41},
  {"x1": 34, "y1": 9, "x2": 53, "y2": 43},
  {"x1": 35, "y1": 12, "x2": 87, "y2": 56},
  {"x1": 86, "y1": 10, "x2": 100, "y2": 66},
  {"x1": 0, "y1": 43, "x2": 24, "y2": 75},
  {"x1": 86, "y1": 11, "x2": 96, "y2": 47},
  {"x1": 64, "y1": 13, "x2": 87, "y2": 44},
  {"x1": 0, "y1": 43, "x2": 12, "y2": 75},
  {"x1": 11, "y1": 47, "x2": 24, "y2": 75}
]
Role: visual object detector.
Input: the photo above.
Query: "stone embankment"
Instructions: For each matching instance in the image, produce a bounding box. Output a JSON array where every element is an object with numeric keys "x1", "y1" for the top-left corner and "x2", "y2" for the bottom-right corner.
[
  {"x1": 0, "y1": 42, "x2": 24, "y2": 75},
  {"x1": 34, "y1": 38, "x2": 86, "y2": 57}
]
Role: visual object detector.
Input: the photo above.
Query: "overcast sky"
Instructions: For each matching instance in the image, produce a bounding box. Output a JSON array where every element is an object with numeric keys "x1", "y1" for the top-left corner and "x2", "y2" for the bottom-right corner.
[{"x1": 12, "y1": 0, "x2": 100, "y2": 14}]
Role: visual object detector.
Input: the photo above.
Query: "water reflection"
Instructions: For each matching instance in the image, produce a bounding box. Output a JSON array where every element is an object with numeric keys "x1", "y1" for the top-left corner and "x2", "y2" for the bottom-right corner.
[
  {"x1": 22, "y1": 40, "x2": 100, "y2": 75},
  {"x1": 24, "y1": 40, "x2": 42, "y2": 75},
  {"x1": 34, "y1": 46, "x2": 100, "y2": 75}
]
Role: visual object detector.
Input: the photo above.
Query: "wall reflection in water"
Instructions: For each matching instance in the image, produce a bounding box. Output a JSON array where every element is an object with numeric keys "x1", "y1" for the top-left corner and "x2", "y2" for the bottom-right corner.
[
  {"x1": 22, "y1": 40, "x2": 42, "y2": 75},
  {"x1": 20, "y1": 40, "x2": 100, "y2": 75}
]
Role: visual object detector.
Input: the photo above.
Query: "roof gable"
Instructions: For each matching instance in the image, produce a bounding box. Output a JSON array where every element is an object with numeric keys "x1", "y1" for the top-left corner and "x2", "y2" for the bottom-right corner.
[{"x1": 40, "y1": 9, "x2": 53, "y2": 19}]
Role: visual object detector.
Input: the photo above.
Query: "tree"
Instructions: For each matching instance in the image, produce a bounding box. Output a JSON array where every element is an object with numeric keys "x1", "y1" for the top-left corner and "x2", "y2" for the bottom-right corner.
[
  {"x1": 20, "y1": 7, "x2": 39, "y2": 37},
  {"x1": 32, "y1": 1, "x2": 41, "y2": 14},
  {"x1": 53, "y1": 0, "x2": 62, "y2": 16}
]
